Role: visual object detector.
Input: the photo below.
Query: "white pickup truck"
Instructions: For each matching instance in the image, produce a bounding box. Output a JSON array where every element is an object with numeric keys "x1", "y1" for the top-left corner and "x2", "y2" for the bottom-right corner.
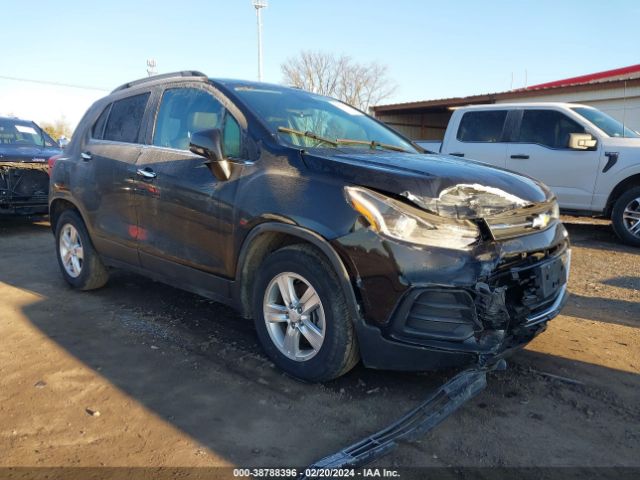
[{"x1": 417, "y1": 103, "x2": 640, "y2": 246}]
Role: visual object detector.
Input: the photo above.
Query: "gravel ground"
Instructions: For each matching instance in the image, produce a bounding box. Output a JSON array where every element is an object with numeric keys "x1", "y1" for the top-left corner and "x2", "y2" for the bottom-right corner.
[{"x1": 0, "y1": 216, "x2": 638, "y2": 474}]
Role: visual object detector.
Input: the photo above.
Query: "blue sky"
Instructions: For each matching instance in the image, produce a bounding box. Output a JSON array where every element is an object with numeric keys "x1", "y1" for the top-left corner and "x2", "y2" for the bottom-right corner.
[{"x1": 1, "y1": 0, "x2": 638, "y2": 127}]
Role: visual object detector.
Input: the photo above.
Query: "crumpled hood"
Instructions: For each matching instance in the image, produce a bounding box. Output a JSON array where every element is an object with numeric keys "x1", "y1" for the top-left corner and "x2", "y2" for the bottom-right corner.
[{"x1": 302, "y1": 150, "x2": 553, "y2": 218}]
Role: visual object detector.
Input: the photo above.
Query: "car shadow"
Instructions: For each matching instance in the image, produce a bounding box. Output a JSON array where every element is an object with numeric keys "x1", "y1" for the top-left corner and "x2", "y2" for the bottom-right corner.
[
  {"x1": 563, "y1": 293, "x2": 640, "y2": 328},
  {"x1": 601, "y1": 275, "x2": 640, "y2": 291},
  {"x1": 0, "y1": 215, "x2": 50, "y2": 237},
  {"x1": 1, "y1": 225, "x2": 639, "y2": 468},
  {"x1": 563, "y1": 220, "x2": 638, "y2": 254}
]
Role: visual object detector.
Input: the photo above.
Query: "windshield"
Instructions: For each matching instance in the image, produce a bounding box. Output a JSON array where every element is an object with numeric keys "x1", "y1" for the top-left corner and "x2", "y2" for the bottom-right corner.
[
  {"x1": 571, "y1": 107, "x2": 640, "y2": 138},
  {"x1": 0, "y1": 118, "x2": 55, "y2": 147},
  {"x1": 232, "y1": 86, "x2": 418, "y2": 153}
]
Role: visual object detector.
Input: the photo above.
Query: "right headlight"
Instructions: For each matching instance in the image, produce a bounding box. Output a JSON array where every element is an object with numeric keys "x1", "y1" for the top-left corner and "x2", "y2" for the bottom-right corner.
[{"x1": 344, "y1": 186, "x2": 480, "y2": 250}]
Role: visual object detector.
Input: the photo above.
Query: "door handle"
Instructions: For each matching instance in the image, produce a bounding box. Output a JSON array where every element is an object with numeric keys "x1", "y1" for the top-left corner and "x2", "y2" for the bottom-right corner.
[
  {"x1": 449, "y1": 152, "x2": 465, "y2": 157},
  {"x1": 81, "y1": 151, "x2": 92, "y2": 161},
  {"x1": 136, "y1": 167, "x2": 157, "y2": 179},
  {"x1": 510, "y1": 154, "x2": 530, "y2": 159}
]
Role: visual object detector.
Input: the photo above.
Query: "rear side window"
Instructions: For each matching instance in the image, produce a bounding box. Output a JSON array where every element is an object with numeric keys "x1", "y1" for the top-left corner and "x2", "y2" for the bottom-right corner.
[
  {"x1": 457, "y1": 110, "x2": 507, "y2": 142},
  {"x1": 103, "y1": 93, "x2": 150, "y2": 143},
  {"x1": 153, "y1": 88, "x2": 223, "y2": 150},
  {"x1": 92, "y1": 104, "x2": 111, "y2": 139},
  {"x1": 517, "y1": 110, "x2": 586, "y2": 149}
]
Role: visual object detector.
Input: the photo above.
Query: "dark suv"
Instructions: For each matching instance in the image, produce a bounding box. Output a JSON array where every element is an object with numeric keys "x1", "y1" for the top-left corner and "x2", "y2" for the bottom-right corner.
[
  {"x1": 1, "y1": 116, "x2": 61, "y2": 215},
  {"x1": 49, "y1": 71, "x2": 570, "y2": 381}
]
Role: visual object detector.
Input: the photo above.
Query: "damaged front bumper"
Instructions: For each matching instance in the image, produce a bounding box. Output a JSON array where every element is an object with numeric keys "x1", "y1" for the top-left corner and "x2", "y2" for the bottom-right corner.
[
  {"x1": 0, "y1": 162, "x2": 49, "y2": 215},
  {"x1": 335, "y1": 221, "x2": 570, "y2": 371}
]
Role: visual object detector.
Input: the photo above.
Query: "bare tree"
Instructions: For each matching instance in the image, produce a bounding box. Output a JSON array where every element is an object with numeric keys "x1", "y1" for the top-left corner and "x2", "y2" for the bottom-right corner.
[
  {"x1": 281, "y1": 51, "x2": 396, "y2": 111},
  {"x1": 40, "y1": 117, "x2": 73, "y2": 141}
]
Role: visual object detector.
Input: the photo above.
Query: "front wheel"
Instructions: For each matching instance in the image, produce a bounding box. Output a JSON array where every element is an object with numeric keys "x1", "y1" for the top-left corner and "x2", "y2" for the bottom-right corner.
[
  {"x1": 252, "y1": 244, "x2": 359, "y2": 382},
  {"x1": 611, "y1": 186, "x2": 640, "y2": 247}
]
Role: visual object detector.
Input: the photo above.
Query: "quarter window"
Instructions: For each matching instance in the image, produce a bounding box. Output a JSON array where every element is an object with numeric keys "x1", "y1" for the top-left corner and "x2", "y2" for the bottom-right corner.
[
  {"x1": 103, "y1": 93, "x2": 150, "y2": 143},
  {"x1": 153, "y1": 88, "x2": 223, "y2": 150},
  {"x1": 518, "y1": 110, "x2": 586, "y2": 149},
  {"x1": 223, "y1": 114, "x2": 241, "y2": 158},
  {"x1": 457, "y1": 111, "x2": 507, "y2": 142},
  {"x1": 92, "y1": 104, "x2": 111, "y2": 139}
]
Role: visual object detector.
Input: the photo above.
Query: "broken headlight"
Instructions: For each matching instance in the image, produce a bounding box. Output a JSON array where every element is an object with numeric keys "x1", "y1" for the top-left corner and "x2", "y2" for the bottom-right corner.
[
  {"x1": 345, "y1": 186, "x2": 480, "y2": 250},
  {"x1": 404, "y1": 183, "x2": 531, "y2": 219}
]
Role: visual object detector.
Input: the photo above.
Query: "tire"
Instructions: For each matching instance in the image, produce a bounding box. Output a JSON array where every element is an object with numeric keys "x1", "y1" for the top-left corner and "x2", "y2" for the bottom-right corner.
[
  {"x1": 54, "y1": 210, "x2": 109, "y2": 290},
  {"x1": 611, "y1": 186, "x2": 640, "y2": 247},
  {"x1": 252, "y1": 244, "x2": 359, "y2": 382}
]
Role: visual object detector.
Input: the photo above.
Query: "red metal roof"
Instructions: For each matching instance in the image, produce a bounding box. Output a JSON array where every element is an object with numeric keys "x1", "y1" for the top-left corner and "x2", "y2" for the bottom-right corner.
[
  {"x1": 373, "y1": 65, "x2": 640, "y2": 113},
  {"x1": 525, "y1": 64, "x2": 640, "y2": 90}
]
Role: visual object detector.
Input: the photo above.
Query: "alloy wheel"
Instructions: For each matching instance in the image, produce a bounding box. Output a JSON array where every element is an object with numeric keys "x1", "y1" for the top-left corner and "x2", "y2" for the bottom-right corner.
[
  {"x1": 263, "y1": 272, "x2": 326, "y2": 362},
  {"x1": 59, "y1": 224, "x2": 84, "y2": 278},
  {"x1": 623, "y1": 197, "x2": 640, "y2": 238}
]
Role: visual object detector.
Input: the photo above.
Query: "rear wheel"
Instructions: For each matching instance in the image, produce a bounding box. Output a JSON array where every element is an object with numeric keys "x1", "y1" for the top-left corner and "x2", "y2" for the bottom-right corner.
[
  {"x1": 252, "y1": 244, "x2": 359, "y2": 382},
  {"x1": 611, "y1": 186, "x2": 640, "y2": 247},
  {"x1": 55, "y1": 210, "x2": 109, "y2": 290}
]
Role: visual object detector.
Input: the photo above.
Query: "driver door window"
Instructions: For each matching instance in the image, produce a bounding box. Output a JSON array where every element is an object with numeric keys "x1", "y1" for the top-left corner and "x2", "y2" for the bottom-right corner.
[
  {"x1": 517, "y1": 110, "x2": 586, "y2": 149},
  {"x1": 506, "y1": 109, "x2": 598, "y2": 209},
  {"x1": 153, "y1": 88, "x2": 223, "y2": 150}
]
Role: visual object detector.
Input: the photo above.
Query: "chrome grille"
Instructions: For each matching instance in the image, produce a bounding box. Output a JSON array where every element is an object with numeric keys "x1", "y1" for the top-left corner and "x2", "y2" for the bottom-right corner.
[{"x1": 484, "y1": 200, "x2": 558, "y2": 240}]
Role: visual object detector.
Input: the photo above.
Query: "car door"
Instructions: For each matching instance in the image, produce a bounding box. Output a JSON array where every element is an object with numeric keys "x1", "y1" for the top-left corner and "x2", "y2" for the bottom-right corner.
[
  {"x1": 134, "y1": 85, "x2": 242, "y2": 277},
  {"x1": 79, "y1": 92, "x2": 151, "y2": 265},
  {"x1": 506, "y1": 109, "x2": 601, "y2": 210},
  {"x1": 442, "y1": 109, "x2": 510, "y2": 167}
]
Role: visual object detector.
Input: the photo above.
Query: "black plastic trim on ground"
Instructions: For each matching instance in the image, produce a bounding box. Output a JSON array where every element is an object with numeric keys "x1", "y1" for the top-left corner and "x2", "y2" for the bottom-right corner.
[{"x1": 300, "y1": 367, "x2": 492, "y2": 478}]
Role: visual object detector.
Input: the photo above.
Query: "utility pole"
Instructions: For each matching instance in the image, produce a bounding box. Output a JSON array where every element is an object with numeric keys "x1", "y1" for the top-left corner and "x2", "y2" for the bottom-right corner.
[
  {"x1": 252, "y1": 0, "x2": 268, "y2": 81},
  {"x1": 146, "y1": 59, "x2": 157, "y2": 77}
]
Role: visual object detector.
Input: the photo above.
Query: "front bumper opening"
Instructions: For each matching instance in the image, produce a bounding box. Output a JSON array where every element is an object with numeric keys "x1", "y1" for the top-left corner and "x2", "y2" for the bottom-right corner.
[
  {"x1": 0, "y1": 164, "x2": 49, "y2": 213},
  {"x1": 385, "y1": 247, "x2": 570, "y2": 357}
]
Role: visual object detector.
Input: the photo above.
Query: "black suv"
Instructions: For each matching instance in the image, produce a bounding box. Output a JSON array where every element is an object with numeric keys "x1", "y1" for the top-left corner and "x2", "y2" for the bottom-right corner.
[
  {"x1": 49, "y1": 71, "x2": 570, "y2": 381},
  {"x1": 1, "y1": 116, "x2": 61, "y2": 215}
]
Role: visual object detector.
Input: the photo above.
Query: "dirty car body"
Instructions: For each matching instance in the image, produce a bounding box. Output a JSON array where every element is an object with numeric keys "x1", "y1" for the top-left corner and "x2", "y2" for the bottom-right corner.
[
  {"x1": 49, "y1": 72, "x2": 570, "y2": 380},
  {"x1": 0, "y1": 117, "x2": 60, "y2": 215}
]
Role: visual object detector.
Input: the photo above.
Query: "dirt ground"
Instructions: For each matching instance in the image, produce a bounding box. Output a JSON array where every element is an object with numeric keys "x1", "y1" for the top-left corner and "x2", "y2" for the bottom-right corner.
[{"x1": 1, "y1": 216, "x2": 638, "y2": 473}]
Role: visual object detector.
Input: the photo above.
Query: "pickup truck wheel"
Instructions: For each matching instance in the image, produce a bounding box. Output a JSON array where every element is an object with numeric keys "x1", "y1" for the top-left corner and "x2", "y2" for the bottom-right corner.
[
  {"x1": 611, "y1": 186, "x2": 640, "y2": 247},
  {"x1": 252, "y1": 244, "x2": 359, "y2": 382},
  {"x1": 55, "y1": 210, "x2": 109, "y2": 290}
]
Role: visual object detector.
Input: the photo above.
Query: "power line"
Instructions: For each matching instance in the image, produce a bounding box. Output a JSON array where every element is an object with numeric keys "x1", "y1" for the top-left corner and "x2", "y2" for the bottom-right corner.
[{"x1": 0, "y1": 75, "x2": 109, "y2": 92}]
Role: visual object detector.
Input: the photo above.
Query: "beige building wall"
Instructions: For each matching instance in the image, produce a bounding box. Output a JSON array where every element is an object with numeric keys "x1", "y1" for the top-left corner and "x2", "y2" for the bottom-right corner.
[{"x1": 375, "y1": 110, "x2": 451, "y2": 140}]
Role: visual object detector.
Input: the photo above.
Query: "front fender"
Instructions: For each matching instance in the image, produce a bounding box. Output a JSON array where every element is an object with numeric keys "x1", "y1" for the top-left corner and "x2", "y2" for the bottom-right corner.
[
  {"x1": 596, "y1": 163, "x2": 640, "y2": 212},
  {"x1": 233, "y1": 221, "x2": 362, "y2": 325}
]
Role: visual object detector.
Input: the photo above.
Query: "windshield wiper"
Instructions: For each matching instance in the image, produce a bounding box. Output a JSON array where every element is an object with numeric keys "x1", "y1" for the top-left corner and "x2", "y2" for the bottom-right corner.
[
  {"x1": 336, "y1": 138, "x2": 410, "y2": 153},
  {"x1": 277, "y1": 127, "x2": 410, "y2": 153},
  {"x1": 277, "y1": 127, "x2": 338, "y2": 147}
]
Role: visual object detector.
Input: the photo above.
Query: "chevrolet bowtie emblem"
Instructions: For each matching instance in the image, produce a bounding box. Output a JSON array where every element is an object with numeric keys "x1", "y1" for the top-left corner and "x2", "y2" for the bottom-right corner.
[{"x1": 532, "y1": 213, "x2": 551, "y2": 229}]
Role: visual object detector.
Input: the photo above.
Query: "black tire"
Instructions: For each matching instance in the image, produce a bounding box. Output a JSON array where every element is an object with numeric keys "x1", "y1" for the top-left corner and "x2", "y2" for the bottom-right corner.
[
  {"x1": 54, "y1": 210, "x2": 109, "y2": 290},
  {"x1": 252, "y1": 244, "x2": 359, "y2": 382},
  {"x1": 611, "y1": 186, "x2": 640, "y2": 247}
]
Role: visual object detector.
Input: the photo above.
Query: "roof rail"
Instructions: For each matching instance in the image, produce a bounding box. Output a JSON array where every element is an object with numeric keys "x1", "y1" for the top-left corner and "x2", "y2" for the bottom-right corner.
[{"x1": 111, "y1": 70, "x2": 207, "y2": 93}]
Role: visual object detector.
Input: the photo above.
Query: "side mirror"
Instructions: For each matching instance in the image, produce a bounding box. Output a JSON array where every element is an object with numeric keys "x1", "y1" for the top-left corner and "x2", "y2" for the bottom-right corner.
[
  {"x1": 58, "y1": 137, "x2": 69, "y2": 148},
  {"x1": 189, "y1": 129, "x2": 231, "y2": 181},
  {"x1": 568, "y1": 133, "x2": 597, "y2": 150}
]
